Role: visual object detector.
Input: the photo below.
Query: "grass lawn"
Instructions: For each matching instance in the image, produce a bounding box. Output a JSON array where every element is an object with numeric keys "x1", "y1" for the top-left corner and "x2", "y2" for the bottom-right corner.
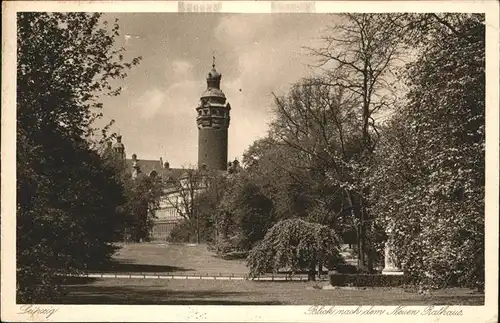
[
  {"x1": 103, "y1": 243, "x2": 248, "y2": 275},
  {"x1": 61, "y1": 243, "x2": 483, "y2": 305},
  {"x1": 56, "y1": 278, "x2": 484, "y2": 305}
]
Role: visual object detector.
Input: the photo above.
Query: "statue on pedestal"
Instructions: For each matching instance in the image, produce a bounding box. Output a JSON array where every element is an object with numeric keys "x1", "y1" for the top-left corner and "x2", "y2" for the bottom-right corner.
[{"x1": 382, "y1": 224, "x2": 403, "y2": 276}]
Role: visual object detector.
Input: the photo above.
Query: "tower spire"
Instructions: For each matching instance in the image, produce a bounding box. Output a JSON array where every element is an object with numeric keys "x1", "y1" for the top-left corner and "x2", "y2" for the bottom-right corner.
[{"x1": 206, "y1": 56, "x2": 222, "y2": 90}]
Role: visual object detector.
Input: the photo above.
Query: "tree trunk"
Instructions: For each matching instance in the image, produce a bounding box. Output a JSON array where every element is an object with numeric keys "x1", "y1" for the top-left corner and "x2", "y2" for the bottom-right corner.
[
  {"x1": 358, "y1": 224, "x2": 366, "y2": 271},
  {"x1": 358, "y1": 199, "x2": 368, "y2": 272},
  {"x1": 196, "y1": 215, "x2": 200, "y2": 244},
  {"x1": 308, "y1": 265, "x2": 316, "y2": 281},
  {"x1": 347, "y1": 191, "x2": 365, "y2": 271},
  {"x1": 367, "y1": 245, "x2": 374, "y2": 273},
  {"x1": 308, "y1": 256, "x2": 317, "y2": 281},
  {"x1": 360, "y1": 188, "x2": 375, "y2": 273}
]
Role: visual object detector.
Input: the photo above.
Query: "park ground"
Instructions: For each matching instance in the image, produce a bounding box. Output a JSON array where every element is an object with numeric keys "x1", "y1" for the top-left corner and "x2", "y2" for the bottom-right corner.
[{"x1": 56, "y1": 243, "x2": 484, "y2": 305}]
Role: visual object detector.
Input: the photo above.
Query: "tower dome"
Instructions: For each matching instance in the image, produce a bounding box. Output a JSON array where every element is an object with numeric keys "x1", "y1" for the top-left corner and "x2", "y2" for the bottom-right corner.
[
  {"x1": 206, "y1": 65, "x2": 222, "y2": 89},
  {"x1": 207, "y1": 67, "x2": 221, "y2": 80}
]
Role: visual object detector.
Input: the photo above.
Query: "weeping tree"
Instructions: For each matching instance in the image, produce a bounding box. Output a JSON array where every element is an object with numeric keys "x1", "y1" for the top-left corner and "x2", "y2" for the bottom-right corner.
[{"x1": 247, "y1": 218, "x2": 343, "y2": 281}]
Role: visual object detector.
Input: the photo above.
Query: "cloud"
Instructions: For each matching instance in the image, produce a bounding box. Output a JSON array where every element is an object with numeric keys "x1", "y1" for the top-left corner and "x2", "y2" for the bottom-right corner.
[
  {"x1": 171, "y1": 60, "x2": 194, "y2": 79},
  {"x1": 214, "y1": 15, "x2": 273, "y2": 44},
  {"x1": 211, "y1": 14, "x2": 328, "y2": 159},
  {"x1": 133, "y1": 60, "x2": 202, "y2": 119},
  {"x1": 134, "y1": 88, "x2": 167, "y2": 119}
]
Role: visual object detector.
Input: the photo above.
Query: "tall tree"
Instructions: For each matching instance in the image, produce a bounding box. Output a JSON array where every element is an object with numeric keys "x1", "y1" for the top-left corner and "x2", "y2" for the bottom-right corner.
[
  {"x1": 171, "y1": 170, "x2": 227, "y2": 244},
  {"x1": 121, "y1": 173, "x2": 165, "y2": 242},
  {"x1": 16, "y1": 12, "x2": 140, "y2": 302},
  {"x1": 305, "y1": 13, "x2": 406, "y2": 270},
  {"x1": 242, "y1": 137, "x2": 313, "y2": 221},
  {"x1": 371, "y1": 13, "x2": 485, "y2": 290},
  {"x1": 270, "y1": 77, "x2": 372, "y2": 267},
  {"x1": 215, "y1": 171, "x2": 275, "y2": 251}
]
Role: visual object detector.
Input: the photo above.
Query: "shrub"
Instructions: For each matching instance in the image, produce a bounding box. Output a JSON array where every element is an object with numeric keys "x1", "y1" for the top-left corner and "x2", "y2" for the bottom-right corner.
[
  {"x1": 169, "y1": 220, "x2": 194, "y2": 243},
  {"x1": 247, "y1": 219, "x2": 343, "y2": 280},
  {"x1": 329, "y1": 273, "x2": 408, "y2": 287}
]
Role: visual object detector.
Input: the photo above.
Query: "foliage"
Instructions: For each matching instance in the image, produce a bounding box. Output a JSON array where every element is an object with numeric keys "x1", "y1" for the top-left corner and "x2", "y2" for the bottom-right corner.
[
  {"x1": 263, "y1": 14, "x2": 407, "y2": 271},
  {"x1": 247, "y1": 219, "x2": 343, "y2": 280},
  {"x1": 307, "y1": 13, "x2": 409, "y2": 270},
  {"x1": 169, "y1": 213, "x2": 213, "y2": 243},
  {"x1": 191, "y1": 171, "x2": 227, "y2": 243},
  {"x1": 121, "y1": 173, "x2": 164, "y2": 242},
  {"x1": 329, "y1": 273, "x2": 409, "y2": 287},
  {"x1": 213, "y1": 172, "x2": 275, "y2": 253},
  {"x1": 16, "y1": 12, "x2": 140, "y2": 302},
  {"x1": 169, "y1": 219, "x2": 195, "y2": 243},
  {"x1": 269, "y1": 77, "x2": 374, "y2": 269},
  {"x1": 370, "y1": 13, "x2": 485, "y2": 290},
  {"x1": 243, "y1": 137, "x2": 318, "y2": 221},
  {"x1": 236, "y1": 13, "x2": 485, "y2": 290},
  {"x1": 99, "y1": 143, "x2": 164, "y2": 243}
]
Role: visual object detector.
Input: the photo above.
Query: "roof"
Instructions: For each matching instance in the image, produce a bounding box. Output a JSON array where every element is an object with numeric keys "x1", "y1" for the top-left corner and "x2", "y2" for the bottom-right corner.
[
  {"x1": 201, "y1": 87, "x2": 226, "y2": 98},
  {"x1": 125, "y1": 158, "x2": 185, "y2": 183},
  {"x1": 207, "y1": 67, "x2": 221, "y2": 80}
]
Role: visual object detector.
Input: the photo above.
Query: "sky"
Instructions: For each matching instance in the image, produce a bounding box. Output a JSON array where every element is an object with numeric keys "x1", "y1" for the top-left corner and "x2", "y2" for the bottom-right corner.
[{"x1": 98, "y1": 13, "x2": 337, "y2": 167}]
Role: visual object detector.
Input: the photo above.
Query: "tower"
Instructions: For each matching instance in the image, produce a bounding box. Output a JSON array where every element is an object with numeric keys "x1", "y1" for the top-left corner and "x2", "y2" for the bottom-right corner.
[
  {"x1": 196, "y1": 59, "x2": 231, "y2": 170},
  {"x1": 112, "y1": 135, "x2": 125, "y2": 160}
]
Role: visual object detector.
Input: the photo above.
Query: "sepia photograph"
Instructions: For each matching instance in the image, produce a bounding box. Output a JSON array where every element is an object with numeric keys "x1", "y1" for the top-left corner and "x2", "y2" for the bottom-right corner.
[{"x1": 1, "y1": 1, "x2": 498, "y2": 322}]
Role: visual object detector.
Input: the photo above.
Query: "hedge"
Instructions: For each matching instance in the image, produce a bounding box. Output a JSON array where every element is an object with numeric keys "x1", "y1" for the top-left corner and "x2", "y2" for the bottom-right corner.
[{"x1": 329, "y1": 272, "x2": 409, "y2": 287}]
